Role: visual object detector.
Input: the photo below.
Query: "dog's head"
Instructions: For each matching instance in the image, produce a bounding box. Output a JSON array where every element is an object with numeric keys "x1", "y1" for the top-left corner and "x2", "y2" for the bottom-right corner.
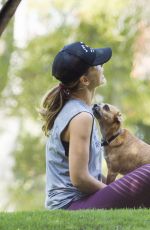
[{"x1": 92, "y1": 103, "x2": 122, "y2": 137}]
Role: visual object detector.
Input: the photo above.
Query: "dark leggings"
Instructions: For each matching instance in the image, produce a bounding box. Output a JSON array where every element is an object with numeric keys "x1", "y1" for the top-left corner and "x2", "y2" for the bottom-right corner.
[{"x1": 68, "y1": 164, "x2": 150, "y2": 210}]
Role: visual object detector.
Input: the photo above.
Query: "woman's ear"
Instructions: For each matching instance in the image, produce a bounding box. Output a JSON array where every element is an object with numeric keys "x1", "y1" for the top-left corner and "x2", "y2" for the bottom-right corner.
[{"x1": 79, "y1": 75, "x2": 90, "y2": 86}]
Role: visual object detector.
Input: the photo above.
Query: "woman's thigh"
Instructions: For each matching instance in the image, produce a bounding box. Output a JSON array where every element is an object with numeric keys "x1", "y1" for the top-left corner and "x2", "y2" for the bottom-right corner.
[{"x1": 68, "y1": 164, "x2": 150, "y2": 210}]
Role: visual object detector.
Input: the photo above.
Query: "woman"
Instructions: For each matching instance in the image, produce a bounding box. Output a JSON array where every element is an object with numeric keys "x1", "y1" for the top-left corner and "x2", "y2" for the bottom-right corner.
[{"x1": 40, "y1": 41, "x2": 150, "y2": 210}]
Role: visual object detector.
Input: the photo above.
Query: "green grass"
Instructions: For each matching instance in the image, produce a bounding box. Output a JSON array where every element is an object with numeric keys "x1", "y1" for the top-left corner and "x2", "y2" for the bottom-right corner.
[{"x1": 0, "y1": 209, "x2": 150, "y2": 230}]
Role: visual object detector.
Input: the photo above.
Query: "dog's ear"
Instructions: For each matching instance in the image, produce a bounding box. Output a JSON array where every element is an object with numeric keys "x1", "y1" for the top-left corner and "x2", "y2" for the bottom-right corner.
[{"x1": 114, "y1": 113, "x2": 122, "y2": 123}]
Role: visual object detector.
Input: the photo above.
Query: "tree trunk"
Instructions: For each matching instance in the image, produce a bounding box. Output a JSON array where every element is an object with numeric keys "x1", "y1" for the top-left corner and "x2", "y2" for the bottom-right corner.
[{"x1": 0, "y1": 0, "x2": 22, "y2": 36}]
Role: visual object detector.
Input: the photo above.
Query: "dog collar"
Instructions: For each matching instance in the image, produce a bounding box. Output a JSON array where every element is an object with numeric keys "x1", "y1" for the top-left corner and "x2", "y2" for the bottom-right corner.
[{"x1": 101, "y1": 130, "x2": 121, "y2": 147}]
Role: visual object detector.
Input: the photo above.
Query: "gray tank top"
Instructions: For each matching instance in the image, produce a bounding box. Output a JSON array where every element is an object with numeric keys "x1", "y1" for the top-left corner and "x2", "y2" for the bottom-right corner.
[{"x1": 45, "y1": 98, "x2": 102, "y2": 210}]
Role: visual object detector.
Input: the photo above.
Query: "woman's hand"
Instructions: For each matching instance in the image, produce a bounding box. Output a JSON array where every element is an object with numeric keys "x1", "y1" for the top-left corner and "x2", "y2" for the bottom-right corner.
[{"x1": 68, "y1": 112, "x2": 106, "y2": 194}]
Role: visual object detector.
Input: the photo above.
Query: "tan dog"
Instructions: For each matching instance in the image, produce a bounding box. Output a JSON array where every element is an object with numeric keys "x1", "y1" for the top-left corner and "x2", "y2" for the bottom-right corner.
[{"x1": 92, "y1": 103, "x2": 150, "y2": 184}]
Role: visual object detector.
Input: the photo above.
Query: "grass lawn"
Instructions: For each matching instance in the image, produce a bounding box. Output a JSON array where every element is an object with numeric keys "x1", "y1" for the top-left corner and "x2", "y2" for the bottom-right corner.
[{"x1": 0, "y1": 209, "x2": 150, "y2": 230}]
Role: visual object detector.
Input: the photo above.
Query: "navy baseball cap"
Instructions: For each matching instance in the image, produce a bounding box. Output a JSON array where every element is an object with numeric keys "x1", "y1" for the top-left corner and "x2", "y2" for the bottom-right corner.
[{"x1": 52, "y1": 41, "x2": 112, "y2": 84}]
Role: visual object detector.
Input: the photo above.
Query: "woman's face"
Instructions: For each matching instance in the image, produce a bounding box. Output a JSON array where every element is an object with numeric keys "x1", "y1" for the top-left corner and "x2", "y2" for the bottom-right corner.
[{"x1": 86, "y1": 65, "x2": 106, "y2": 88}]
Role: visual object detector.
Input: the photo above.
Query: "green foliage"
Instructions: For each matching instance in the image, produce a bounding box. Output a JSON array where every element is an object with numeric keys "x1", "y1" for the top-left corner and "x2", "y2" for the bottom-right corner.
[
  {"x1": 0, "y1": 210, "x2": 150, "y2": 230},
  {"x1": 8, "y1": 25, "x2": 73, "y2": 118},
  {"x1": 0, "y1": 20, "x2": 14, "y2": 95},
  {"x1": 8, "y1": 176, "x2": 45, "y2": 211},
  {"x1": 8, "y1": 124, "x2": 45, "y2": 210},
  {"x1": 12, "y1": 130, "x2": 45, "y2": 179}
]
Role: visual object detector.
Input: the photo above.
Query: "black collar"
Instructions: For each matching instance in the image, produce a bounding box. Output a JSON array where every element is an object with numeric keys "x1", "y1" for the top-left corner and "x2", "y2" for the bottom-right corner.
[{"x1": 101, "y1": 130, "x2": 121, "y2": 147}]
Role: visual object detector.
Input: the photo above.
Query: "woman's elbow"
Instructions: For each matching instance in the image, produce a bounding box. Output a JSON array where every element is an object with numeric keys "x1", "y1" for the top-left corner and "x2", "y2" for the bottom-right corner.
[{"x1": 70, "y1": 174, "x2": 86, "y2": 189}]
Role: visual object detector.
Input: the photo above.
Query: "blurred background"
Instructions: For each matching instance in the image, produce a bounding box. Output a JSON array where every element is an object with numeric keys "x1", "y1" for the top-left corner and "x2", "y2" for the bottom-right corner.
[{"x1": 0, "y1": 0, "x2": 150, "y2": 211}]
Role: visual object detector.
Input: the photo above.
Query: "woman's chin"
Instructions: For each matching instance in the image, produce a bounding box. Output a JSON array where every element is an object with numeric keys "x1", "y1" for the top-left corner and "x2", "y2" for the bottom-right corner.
[{"x1": 100, "y1": 78, "x2": 107, "y2": 86}]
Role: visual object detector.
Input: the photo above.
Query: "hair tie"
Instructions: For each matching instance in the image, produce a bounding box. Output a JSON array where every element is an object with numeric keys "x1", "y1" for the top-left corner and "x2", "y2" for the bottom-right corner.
[{"x1": 59, "y1": 83, "x2": 70, "y2": 97}]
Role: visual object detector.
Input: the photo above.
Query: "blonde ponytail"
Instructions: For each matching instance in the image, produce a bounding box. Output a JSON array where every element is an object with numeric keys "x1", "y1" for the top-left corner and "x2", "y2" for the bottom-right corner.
[{"x1": 39, "y1": 80, "x2": 80, "y2": 136}]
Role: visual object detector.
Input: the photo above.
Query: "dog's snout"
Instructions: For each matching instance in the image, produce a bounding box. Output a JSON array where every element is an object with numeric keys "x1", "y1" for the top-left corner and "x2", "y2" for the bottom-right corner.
[
  {"x1": 93, "y1": 104, "x2": 98, "y2": 109},
  {"x1": 92, "y1": 104, "x2": 100, "y2": 112},
  {"x1": 92, "y1": 104, "x2": 102, "y2": 119}
]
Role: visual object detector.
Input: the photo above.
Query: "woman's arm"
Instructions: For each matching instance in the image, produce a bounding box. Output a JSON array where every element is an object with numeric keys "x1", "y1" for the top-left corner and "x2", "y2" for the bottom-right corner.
[{"x1": 68, "y1": 112, "x2": 106, "y2": 194}]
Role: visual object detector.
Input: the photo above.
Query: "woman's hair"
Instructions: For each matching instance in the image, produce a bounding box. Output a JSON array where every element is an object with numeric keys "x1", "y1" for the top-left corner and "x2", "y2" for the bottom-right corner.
[{"x1": 39, "y1": 80, "x2": 80, "y2": 136}]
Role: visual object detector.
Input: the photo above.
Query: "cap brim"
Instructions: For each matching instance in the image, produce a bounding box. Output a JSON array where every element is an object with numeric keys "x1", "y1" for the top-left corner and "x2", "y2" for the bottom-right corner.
[{"x1": 92, "y1": 47, "x2": 112, "y2": 66}]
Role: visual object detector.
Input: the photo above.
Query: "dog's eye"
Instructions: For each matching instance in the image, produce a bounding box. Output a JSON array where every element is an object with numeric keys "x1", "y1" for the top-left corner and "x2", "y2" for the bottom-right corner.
[{"x1": 103, "y1": 104, "x2": 110, "y2": 111}]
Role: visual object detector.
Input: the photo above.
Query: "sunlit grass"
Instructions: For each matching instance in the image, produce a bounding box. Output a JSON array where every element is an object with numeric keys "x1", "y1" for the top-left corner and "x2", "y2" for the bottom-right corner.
[{"x1": 0, "y1": 209, "x2": 150, "y2": 230}]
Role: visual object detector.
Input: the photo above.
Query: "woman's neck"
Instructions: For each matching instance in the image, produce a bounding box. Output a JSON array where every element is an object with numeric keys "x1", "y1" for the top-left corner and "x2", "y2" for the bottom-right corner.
[{"x1": 71, "y1": 88, "x2": 95, "y2": 106}]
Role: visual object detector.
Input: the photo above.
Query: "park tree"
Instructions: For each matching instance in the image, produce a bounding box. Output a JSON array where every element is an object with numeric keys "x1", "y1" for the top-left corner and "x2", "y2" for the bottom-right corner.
[
  {"x1": 0, "y1": 0, "x2": 22, "y2": 98},
  {"x1": 0, "y1": 0, "x2": 22, "y2": 36}
]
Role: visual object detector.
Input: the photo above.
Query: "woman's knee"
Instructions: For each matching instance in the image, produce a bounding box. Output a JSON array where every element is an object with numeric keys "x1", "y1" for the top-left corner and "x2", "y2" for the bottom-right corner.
[
  {"x1": 135, "y1": 164, "x2": 150, "y2": 181},
  {"x1": 140, "y1": 164, "x2": 150, "y2": 172}
]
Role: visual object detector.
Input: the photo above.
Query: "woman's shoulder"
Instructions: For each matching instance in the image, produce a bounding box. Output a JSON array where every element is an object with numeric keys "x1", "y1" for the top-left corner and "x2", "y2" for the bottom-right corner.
[
  {"x1": 50, "y1": 99, "x2": 93, "y2": 136},
  {"x1": 54, "y1": 98, "x2": 93, "y2": 128},
  {"x1": 69, "y1": 111, "x2": 93, "y2": 129},
  {"x1": 63, "y1": 98, "x2": 92, "y2": 113}
]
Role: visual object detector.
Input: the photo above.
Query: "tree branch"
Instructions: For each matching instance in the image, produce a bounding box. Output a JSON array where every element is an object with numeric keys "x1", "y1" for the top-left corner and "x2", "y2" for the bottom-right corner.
[{"x1": 0, "y1": 0, "x2": 22, "y2": 36}]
